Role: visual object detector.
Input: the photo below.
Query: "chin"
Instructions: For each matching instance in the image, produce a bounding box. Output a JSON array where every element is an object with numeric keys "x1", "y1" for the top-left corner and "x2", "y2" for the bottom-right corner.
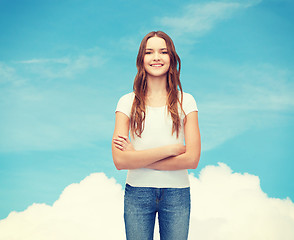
[{"x1": 146, "y1": 69, "x2": 169, "y2": 78}]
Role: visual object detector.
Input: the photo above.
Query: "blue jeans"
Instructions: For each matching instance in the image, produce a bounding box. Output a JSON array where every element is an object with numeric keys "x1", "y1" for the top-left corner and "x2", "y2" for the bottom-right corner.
[{"x1": 124, "y1": 184, "x2": 190, "y2": 240}]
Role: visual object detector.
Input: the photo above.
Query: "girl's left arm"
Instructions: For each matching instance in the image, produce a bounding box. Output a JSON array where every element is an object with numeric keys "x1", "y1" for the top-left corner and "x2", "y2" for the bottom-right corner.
[{"x1": 146, "y1": 111, "x2": 201, "y2": 170}]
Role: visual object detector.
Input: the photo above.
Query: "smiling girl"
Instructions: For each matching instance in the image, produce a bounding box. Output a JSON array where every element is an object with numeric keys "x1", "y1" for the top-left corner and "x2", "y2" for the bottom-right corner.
[{"x1": 112, "y1": 31, "x2": 201, "y2": 240}]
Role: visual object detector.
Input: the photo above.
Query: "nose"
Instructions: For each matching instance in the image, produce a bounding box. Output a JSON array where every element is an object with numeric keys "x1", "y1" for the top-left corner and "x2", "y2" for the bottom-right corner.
[{"x1": 153, "y1": 51, "x2": 160, "y2": 61}]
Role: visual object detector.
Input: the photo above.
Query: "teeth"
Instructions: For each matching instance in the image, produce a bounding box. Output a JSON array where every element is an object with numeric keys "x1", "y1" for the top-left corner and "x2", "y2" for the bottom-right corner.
[{"x1": 151, "y1": 64, "x2": 162, "y2": 67}]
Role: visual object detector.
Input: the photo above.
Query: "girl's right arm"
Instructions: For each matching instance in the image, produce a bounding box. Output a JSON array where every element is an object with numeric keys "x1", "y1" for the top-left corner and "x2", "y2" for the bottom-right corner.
[{"x1": 112, "y1": 112, "x2": 185, "y2": 170}]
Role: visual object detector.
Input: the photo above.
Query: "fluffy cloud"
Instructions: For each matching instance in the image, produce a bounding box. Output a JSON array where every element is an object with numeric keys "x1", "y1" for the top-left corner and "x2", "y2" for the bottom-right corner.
[
  {"x1": 189, "y1": 163, "x2": 294, "y2": 239},
  {"x1": 0, "y1": 173, "x2": 125, "y2": 240},
  {"x1": 1, "y1": 164, "x2": 293, "y2": 240}
]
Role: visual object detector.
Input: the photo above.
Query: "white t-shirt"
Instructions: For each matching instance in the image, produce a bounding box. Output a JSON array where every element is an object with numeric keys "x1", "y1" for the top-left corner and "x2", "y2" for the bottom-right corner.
[{"x1": 115, "y1": 91, "x2": 198, "y2": 188}]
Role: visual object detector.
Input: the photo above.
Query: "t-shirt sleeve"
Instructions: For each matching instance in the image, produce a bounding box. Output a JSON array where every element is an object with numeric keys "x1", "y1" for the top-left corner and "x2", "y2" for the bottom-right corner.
[
  {"x1": 183, "y1": 92, "x2": 198, "y2": 115},
  {"x1": 115, "y1": 92, "x2": 134, "y2": 118}
]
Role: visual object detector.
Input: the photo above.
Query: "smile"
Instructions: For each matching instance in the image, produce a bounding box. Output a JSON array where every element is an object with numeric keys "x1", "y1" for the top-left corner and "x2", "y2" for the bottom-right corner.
[{"x1": 150, "y1": 64, "x2": 164, "y2": 67}]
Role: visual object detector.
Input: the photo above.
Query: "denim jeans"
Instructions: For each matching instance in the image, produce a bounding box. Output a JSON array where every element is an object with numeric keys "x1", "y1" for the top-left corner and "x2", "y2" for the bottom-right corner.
[{"x1": 124, "y1": 184, "x2": 190, "y2": 240}]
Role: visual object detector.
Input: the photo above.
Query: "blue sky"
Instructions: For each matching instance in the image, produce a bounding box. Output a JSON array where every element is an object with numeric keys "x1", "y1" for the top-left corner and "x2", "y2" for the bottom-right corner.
[{"x1": 0, "y1": 0, "x2": 293, "y2": 234}]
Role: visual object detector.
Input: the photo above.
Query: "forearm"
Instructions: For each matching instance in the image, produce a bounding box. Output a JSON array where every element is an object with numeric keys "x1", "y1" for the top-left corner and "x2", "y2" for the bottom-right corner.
[
  {"x1": 147, "y1": 111, "x2": 201, "y2": 171},
  {"x1": 112, "y1": 145, "x2": 177, "y2": 170},
  {"x1": 146, "y1": 151, "x2": 200, "y2": 171}
]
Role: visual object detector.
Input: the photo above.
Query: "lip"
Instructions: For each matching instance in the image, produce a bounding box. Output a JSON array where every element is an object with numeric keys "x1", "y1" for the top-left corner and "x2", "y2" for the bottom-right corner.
[{"x1": 150, "y1": 64, "x2": 164, "y2": 67}]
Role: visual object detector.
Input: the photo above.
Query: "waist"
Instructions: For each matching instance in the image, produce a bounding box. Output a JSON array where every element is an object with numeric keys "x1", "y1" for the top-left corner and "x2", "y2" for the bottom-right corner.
[{"x1": 126, "y1": 168, "x2": 190, "y2": 188}]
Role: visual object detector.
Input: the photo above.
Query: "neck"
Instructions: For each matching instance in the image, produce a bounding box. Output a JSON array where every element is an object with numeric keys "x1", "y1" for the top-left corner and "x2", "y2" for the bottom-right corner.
[{"x1": 146, "y1": 75, "x2": 167, "y2": 96}]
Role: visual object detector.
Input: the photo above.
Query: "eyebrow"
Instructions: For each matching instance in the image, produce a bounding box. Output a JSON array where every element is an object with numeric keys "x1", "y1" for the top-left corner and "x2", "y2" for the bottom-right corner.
[{"x1": 145, "y1": 48, "x2": 168, "y2": 51}]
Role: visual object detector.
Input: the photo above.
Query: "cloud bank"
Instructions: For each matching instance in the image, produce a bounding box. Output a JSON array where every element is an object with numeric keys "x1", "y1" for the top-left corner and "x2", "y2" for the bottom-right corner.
[
  {"x1": 189, "y1": 163, "x2": 294, "y2": 239},
  {"x1": 0, "y1": 173, "x2": 125, "y2": 240},
  {"x1": 1, "y1": 163, "x2": 293, "y2": 240}
]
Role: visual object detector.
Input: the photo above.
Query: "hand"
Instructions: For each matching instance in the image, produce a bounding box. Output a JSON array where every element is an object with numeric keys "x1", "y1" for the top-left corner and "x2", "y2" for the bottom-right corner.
[{"x1": 113, "y1": 135, "x2": 135, "y2": 151}]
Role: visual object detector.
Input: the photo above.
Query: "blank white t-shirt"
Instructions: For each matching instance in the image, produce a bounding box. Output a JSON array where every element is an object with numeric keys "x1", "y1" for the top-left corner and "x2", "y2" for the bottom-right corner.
[{"x1": 115, "y1": 91, "x2": 198, "y2": 188}]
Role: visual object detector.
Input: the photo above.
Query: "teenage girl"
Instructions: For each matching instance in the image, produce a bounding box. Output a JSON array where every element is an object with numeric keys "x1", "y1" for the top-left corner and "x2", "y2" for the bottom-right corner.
[{"x1": 112, "y1": 31, "x2": 201, "y2": 240}]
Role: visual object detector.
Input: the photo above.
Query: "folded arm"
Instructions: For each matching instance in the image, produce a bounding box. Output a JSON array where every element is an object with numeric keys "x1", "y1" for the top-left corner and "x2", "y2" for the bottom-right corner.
[
  {"x1": 145, "y1": 111, "x2": 201, "y2": 170},
  {"x1": 112, "y1": 112, "x2": 185, "y2": 170}
]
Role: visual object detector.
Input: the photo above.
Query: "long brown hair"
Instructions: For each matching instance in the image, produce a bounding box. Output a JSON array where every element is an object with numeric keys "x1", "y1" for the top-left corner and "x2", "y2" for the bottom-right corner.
[{"x1": 130, "y1": 31, "x2": 184, "y2": 138}]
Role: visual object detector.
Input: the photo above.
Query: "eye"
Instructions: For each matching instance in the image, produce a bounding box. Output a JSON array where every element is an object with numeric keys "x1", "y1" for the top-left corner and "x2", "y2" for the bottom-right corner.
[
  {"x1": 161, "y1": 51, "x2": 168, "y2": 54},
  {"x1": 145, "y1": 51, "x2": 152, "y2": 54}
]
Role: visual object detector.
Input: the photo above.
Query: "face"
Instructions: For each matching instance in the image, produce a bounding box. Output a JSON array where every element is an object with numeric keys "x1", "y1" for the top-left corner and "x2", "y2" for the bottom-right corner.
[{"x1": 143, "y1": 36, "x2": 170, "y2": 78}]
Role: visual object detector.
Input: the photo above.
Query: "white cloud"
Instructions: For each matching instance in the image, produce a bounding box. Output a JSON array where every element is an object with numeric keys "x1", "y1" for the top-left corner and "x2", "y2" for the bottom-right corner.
[
  {"x1": 0, "y1": 164, "x2": 293, "y2": 240},
  {"x1": 189, "y1": 163, "x2": 294, "y2": 239},
  {"x1": 159, "y1": 0, "x2": 262, "y2": 37},
  {"x1": 0, "y1": 173, "x2": 123, "y2": 239},
  {"x1": 0, "y1": 173, "x2": 125, "y2": 240}
]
